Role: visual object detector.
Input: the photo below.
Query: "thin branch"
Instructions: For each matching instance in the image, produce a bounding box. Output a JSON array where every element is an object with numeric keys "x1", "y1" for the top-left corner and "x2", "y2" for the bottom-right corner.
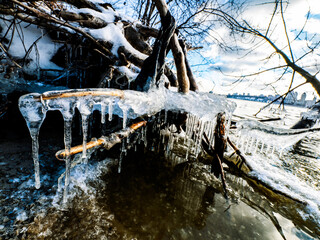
[
  {"x1": 265, "y1": 0, "x2": 278, "y2": 37},
  {"x1": 0, "y1": 42, "x2": 22, "y2": 68},
  {"x1": 280, "y1": 70, "x2": 295, "y2": 106},
  {"x1": 254, "y1": 81, "x2": 307, "y2": 116},
  {"x1": 280, "y1": 0, "x2": 294, "y2": 62}
]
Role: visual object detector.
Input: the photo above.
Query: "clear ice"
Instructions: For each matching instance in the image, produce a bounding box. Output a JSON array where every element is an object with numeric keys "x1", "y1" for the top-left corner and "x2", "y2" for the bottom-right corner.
[
  {"x1": 18, "y1": 87, "x2": 236, "y2": 201},
  {"x1": 19, "y1": 93, "x2": 47, "y2": 189},
  {"x1": 235, "y1": 119, "x2": 311, "y2": 156}
]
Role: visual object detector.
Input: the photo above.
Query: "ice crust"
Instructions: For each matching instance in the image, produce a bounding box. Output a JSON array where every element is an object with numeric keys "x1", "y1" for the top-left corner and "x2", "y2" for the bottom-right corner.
[
  {"x1": 235, "y1": 119, "x2": 310, "y2": 155},
  {"x1": 18, "y1": 87, "x2": 236, "y2": 201},
  {"x1": 230, "y1": 118, "x2": 320, "y2": 225}
]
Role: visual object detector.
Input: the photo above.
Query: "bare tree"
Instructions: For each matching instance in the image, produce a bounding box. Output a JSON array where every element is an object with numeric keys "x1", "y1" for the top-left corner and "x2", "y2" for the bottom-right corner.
[{"x1": 205, "y1": 0, "x2": 320, "y2": 100}]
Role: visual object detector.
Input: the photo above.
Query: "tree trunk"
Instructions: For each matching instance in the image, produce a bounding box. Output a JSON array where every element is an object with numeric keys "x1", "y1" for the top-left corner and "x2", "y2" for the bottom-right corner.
[
  {"x1": 153, "y1": 0, "x2": 190, "y2": 93},
  {"x1": 179, "y1": 39, "x2": 198, "y2": 91}
]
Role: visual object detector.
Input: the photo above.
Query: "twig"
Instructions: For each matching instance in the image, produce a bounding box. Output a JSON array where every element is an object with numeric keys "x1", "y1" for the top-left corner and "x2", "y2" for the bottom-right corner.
[
  {"x1": 254, "y1": 82, "x2": 307, "y2": 116},
  {"x1": 226, "y1": 137, "x2": 252, "y2": 171},
  {"x1": 0, "y1": 42, "x2": 22, "y2": 68},
  {"x1": 56, "y1": 120, "x2": 147, "y2": 160}
]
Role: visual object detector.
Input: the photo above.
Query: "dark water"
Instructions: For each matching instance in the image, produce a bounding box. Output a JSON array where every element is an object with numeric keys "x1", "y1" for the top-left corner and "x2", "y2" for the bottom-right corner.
[{"x1": 22, "y1": 147, "x2": 318, "y2": 240}]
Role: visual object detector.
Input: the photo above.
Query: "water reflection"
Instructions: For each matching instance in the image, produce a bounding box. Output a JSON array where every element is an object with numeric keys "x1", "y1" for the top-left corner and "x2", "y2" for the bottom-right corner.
[{"x1": 26, "y1": 149, "x2": 316, "y2": 239}]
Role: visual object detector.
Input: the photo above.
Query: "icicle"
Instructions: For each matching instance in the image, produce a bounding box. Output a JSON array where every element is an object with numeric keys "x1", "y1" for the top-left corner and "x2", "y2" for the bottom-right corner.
[
  {"x1": 164, "y1": 110, "x2": 168, "y2": 124},
  {"x1": 265, "y1": 144, "x2": 271, "y2": 154},
  {"x1": 18, "y1": 94, "x2": 47, "y2": 189},
  {"x1": 244, "y1": 136, "x2": 250, "y2": 153},
  {"x1": 118, "y1": 141, "x2": 125, "y2": 173},
  {"x1": 127, "y1": 132, "x2": 130, "y2": 144},
  {"x1": 260, "y1": 142, "x2": 265, "y2": 153},
  {"x1": 161, "y1": 130, "x2": 166, "y2": 144},
  {"x1": 166, "y1": 134, "x2": 173, "y2": 157},
  {"x1": 254, "y1": 139, "x2": 259, "y2": 153},
  {"x1": 81, "y1": 114, "x2": 89, "y2": 163},
  {"x1": 143, "y1": 126, "x2": 148, "y2": 148},
  {"x1": 185, "y1": 139, "x2": 191, "y2": 160},
  {"x1": 249, "y1": 136, "x2": 255, "y2": 153},
  {"x1": 108, "y1": 101, "x2": 113, "y2": 121},
  {"x1": 121, "y1": 137, "x2": 127, "y2": 155},
  {"x1": 122, "y1": 107, "x2": 127, "y2": 129},
  {"x1": 280, "y1": 148, "x2": 284, "y2": 158},
  {"x1": 194, "y1": 119, "x2": 204, "y2": 154},
  {"x1": 118, "y1": 153, "x2": 123, "y2": 173},
  {"x1": 209, "y1": 121, "x2": 216, "y2": 146},
  {"x1": 185, "y1": 114, "x2": 195, "y2": 139},
  {"x1": 101, "y1": 103, "x2": 106, "y2": 124},
  {"x1": 239, "y1": 136, "x2": 246, "y2": 150},
  {"x1": 271, "y1": 145, "x2": 275, "y2": 155},
  {"x1": 63, "y1": 119, "x2": 72, "y2": 204},
  {"x1": 31, "y1": 132, "x2": 41, "y2": 189},
  {"x1": 236, "y1": 132, "x2": 241, "y2": 146}
]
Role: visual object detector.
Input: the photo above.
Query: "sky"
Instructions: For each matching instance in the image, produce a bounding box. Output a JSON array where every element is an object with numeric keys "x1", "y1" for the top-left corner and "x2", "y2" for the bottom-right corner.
[
  {"x1": 196, "y1": 0, "x2": 320, "y2": 99},
  {"x1": 99, "y1": 0, "x2": 320, "y2": 99}
]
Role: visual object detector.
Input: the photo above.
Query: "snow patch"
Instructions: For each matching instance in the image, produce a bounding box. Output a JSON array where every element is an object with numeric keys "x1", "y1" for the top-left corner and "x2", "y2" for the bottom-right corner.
[{"x1": 0, "y1": 20, "x2": 62, "y2": 73}]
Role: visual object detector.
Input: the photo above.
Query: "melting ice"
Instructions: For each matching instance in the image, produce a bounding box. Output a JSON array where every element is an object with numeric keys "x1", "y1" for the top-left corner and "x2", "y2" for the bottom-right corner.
[
  {"x1": 229, "y1": 118, "x2": 320, "y2": 226},
  {"x1": 18, "y1": 87, "x2": 236, "y2": 202}
]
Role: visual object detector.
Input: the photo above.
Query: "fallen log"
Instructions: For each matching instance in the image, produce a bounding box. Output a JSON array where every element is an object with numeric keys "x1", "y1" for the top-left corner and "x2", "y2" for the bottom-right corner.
[{"x1": 124, "y1": 24, "x2": 153, "y2": 55}]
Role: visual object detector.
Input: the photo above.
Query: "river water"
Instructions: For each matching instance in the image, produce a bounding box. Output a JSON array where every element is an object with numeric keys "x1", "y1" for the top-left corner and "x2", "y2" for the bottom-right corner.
[{"x1": 1, "y1": 99, "x2": 320, "y2": 239}]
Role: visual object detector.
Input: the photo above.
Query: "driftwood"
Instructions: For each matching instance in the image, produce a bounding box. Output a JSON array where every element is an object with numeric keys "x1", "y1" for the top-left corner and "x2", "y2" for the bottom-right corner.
[
  {"x1": 136, "y1": 23, "x2": 159, "y2": 38},
  {"x1": 9, "y1": 0, "x2": 114, "y2": 61},
  {"x1": 124, "y1": 24, "x2": 153, "y2": 55},
  {"x1": 54, "y1": 10, "x2": 108, "y2": 29}
]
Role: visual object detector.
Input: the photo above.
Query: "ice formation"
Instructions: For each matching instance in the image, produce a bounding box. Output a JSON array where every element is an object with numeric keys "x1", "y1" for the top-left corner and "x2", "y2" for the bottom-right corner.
[
  {"x1": 19, "y1": 87, "x2": 236, "y2": 202},
  {"x1": 233, "y1": 119, "x2": 312, "y2": 156}
]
